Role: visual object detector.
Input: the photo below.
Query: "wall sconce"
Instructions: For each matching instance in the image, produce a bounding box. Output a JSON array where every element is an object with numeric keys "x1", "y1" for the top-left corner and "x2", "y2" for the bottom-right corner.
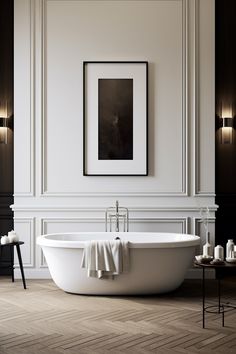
[
  {"x1": 0, "y1": 116, "x2": 8, "y2": 144},
  {"x1": 220, "y1": 117, "x2": 234, "y2": 144},
  {"x1": 0, "y1": 101, "x2": 13, "y2": 145}
]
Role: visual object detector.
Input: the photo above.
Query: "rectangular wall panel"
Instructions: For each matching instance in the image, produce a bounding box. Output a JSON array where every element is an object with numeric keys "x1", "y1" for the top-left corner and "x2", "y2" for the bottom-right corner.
[
  {"x1": 39, "y1": 217, "x2": 188, "y2": 267},
  {"x1": 42, "y1": 0, "x2": 186, "y2": 195},
  {"x1": 14, "y1": 0, "x2": 34, "y2": 196},
  {"x1": 14, "y1": 218, "x2": 35, "y2": 267},
  {"x1": 194, "y1": 0, "x2": 215, "y2": 195}
]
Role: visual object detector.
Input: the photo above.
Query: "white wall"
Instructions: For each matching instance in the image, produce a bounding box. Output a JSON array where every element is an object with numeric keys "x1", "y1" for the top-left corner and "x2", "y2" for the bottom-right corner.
[{"x1": 13, "y1": 0, "x2": 215, "y2": 279}]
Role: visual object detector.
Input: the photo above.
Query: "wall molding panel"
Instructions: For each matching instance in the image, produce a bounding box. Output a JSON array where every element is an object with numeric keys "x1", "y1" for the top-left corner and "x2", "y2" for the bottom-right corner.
[
  {"x1": 13, "y1": 0, "x2": 215, "y2": 279},
  {"x1": 40, "y1": 217, "x2": 189, "y2": 232},
  {"x1": 193, "y1": 0, "x2": 215, "y2": 196},
  {"x1": 14, "y1": 217, "x2": 35, "y2": 268},
  {"x1": 193, "y1": 0, "x2": 200, "y2": 196},
  {"x1": 192, "y1": 0, "x2": 215, "y2": 197},
  {"x1": 40, "y1": 0, "x2": 189, "y2": 197},
  {"x1": 14, "y1": 0, "x2": 35, "y2": 197},
  {"x1": 39, "y1": 216, "x2": 189, "y2": 268}
]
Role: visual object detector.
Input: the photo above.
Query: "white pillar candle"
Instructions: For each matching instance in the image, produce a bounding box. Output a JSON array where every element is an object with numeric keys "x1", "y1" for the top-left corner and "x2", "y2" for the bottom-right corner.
[
  {"x1": 214, "y1": 245, "x2": 224, "y2": 260},
  {"x1": 0, "y1": 235, "x2": 10, "y2": 245},
  {"x1": 8, "y1": 230, "x2": 19, "y2": 243}
]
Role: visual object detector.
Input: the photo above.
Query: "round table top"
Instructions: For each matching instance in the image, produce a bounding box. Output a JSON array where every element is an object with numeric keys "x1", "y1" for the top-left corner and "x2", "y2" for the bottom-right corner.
[
  {"x1": 0, "y1": 241, "x2": 24, "y2": 247},
  {"x1": 194, "y1": 260, "x2": 236, "y2": 268}
]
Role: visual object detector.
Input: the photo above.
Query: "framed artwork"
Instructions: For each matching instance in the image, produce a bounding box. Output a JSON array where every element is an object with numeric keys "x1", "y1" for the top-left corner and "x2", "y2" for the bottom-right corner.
[{"x1": 83, "y1": 61, "x2": 148, "y2": 176}]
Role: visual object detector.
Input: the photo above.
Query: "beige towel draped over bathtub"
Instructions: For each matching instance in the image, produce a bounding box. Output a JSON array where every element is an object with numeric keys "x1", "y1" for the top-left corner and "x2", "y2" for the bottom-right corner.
[{"x1": 81, "y1": 239, "x2": 129, "y2": 279}]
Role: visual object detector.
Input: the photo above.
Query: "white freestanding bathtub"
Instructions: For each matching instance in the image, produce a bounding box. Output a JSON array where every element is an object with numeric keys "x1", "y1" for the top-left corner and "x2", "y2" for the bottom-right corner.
[{"x1": 37, "y1": 232, "x2": 200, "y2": 295}]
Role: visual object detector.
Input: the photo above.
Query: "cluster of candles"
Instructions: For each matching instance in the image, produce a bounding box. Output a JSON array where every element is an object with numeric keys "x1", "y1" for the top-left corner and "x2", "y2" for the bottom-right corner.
[
  {"x1": 214, "y1": 239, "x2": 236, "y2": 261},
  {"x1": 203, "y1": 237, "x2": 236, "y2": 261},
  {"x1": 0, "y1": 230, "x2": 19, "y2": 245}
]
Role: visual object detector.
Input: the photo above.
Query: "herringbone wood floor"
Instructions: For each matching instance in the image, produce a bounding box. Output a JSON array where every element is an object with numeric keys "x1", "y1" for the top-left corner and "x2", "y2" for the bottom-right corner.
[{"x1": 0, "y1": 278, "x2": 236, "y2": 354}]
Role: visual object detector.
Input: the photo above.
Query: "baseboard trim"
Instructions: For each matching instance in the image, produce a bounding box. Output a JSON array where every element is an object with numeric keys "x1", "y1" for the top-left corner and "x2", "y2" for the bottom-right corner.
[{"x1": 14, "y1": 269, "x2": 51, "y2": 279}]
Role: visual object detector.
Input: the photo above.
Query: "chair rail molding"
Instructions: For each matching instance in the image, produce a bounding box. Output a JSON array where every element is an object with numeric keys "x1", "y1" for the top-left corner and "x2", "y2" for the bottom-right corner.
[{"x1": 11, "y1": 204, "x2": 218, "y2": 213}]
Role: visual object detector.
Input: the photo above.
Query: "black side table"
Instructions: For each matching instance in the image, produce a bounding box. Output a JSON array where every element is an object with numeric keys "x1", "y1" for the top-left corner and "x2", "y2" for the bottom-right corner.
[
  {"x1": 195, "y1": 261, "x2": 236, "y2": 328},
  {"x1": 0, "y1": 241, "x2": 26, "y2": 289}
]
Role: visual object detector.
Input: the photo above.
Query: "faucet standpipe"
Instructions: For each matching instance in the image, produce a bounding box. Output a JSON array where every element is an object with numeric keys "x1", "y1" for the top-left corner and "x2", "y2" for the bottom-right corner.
[{"x1": 105, "y1": 200, "x2": 129, "y2": 233}]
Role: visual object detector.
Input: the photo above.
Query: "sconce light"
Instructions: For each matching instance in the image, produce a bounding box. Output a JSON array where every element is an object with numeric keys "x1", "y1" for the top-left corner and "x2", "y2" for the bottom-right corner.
[
  {"x1": 220, "y1": 117, "x2": 234, "y2": 144},
  {"x1": 0, "y1": 116, "x2": 8, "y2": 144},
  {"x1": 0, "y1": 101, "x2": 13, "y2": 145}
]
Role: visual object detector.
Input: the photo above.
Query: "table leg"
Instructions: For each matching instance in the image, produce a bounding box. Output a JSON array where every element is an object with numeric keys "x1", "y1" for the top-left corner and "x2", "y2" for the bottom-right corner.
[
  {"x1": 218, "y1": 277, "x2": 221, "y2": 313},
  {"x1": 10, "y1": 245, "x2": 14, "y2": 282},
  {"x1": 202, "y1": 267, "x2": 205, "y2": 328},
  {"x1": 218, "y1": 277, "x2": 225, "y2": 327},
  {"x1": 0, "y1": 246, "x2": 2, "y2": 264},
  {"x1": 16, "y1": 245, "x2": 26, "y2": 289},
  {"x1": 222, "y1": 305, "x2": 225, "y2": 327}
]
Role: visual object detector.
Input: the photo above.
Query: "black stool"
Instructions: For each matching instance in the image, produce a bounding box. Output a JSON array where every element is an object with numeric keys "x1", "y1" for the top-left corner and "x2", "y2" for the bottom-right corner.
[{"x1": 0, "y1": 241, "x2": 26, "y2": 289}]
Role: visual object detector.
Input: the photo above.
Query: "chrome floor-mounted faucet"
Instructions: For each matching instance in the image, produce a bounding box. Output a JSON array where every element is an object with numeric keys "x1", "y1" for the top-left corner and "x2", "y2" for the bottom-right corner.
[{"x1": 105, "y1": 200, "x2": 129, "y2": 232}]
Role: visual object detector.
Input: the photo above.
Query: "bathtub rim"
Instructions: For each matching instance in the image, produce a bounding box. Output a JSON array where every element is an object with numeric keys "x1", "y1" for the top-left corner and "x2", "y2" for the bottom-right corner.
[{"x1": 37, "y1": 232, "x2": 200, "y2": 249}]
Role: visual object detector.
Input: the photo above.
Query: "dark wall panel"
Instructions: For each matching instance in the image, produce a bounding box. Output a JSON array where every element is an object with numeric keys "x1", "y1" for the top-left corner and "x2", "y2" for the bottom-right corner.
[
  {"x1": 215, "y1": 0, "x2": 236, "y2": 249},
  {"x1": 0, "y1": 0, "x2": 14, "y2": 275}
]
